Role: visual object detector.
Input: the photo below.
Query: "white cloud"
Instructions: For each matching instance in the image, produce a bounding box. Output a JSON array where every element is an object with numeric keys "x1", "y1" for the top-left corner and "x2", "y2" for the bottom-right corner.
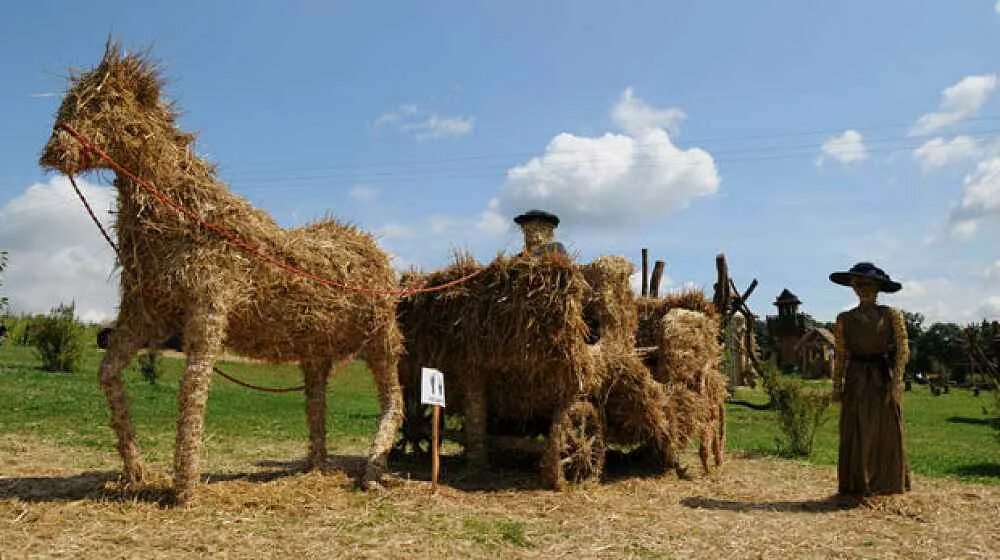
[
  {"x1": 628, "y1": 270, "x2": 673, "y2": 296},
  {"x1": 376, "y1": 222, "x2": 414, "y2": 240},
  {"x1": 946, "y1": 156, "x2": 1000, "y2": 238},
  {"x1": 402, "y1": 114, "x2": 474, "y2": 140},
  {"x1": 985, "y1": 260, "x2": 1000, "y2": 280},
  {"x1": 912, "y1": 135, "x2": 980, "y2": 171},
  {"x1": 373, "y1": 103, "x2": 419, "y2": 127},
  {"x1": 611, "y1": 87, "x2": 686, "y2": 135},
  {"x1": 374, "y1": 103, "x2": 474, "y2": 140},
  {"x1": 426, "y1": 214, "x2": 459, "y2": 235},
  {"x1": 476, "y1": 198, "x2": 511, "y2": 235},
  {"x1": 487, "y1": 89, "x2": 719, "y2": 229},
  {"x1": 892, "y1": 277, "x2": 1000, "y2": 323},
  {"x1": 911, "y1": 74, "x2": 998, "y2": 136},
  {"x1": 996, "y1": 0, "x2": 1000, "y2": 15},
  {"x1": 816, "y1": 129, "x2": 867, "y2": 166},
  {"x1": 0, "y1": 177, "x2": 118, "y2": 322},
  {"x1": 348, "y1": 184, "x2": 379, "y2": 203},
  {"x1": 978, "y1": 296, "x2": 1000, "y2": 320}
]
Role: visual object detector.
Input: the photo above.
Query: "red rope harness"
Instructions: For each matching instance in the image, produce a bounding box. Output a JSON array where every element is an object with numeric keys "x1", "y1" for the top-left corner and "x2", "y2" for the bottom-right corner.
[
  {"x1": 57, "y1": 123, "x2": 484, "y2": 298},
  {"x1": 67, "y1": 174, "x2": 119, "y2": 255},
  {"x1": 211, "y1": 366, "x2": 305, "y2": 393}
]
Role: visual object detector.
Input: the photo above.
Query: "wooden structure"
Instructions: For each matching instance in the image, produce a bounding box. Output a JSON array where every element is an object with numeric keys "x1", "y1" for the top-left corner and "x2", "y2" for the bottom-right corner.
[
  {"x1": 766, "y1": 289, "x2": 808, "y2": 370},
  {"x1": 795, "y1": 327, "x2": 835, "y2": 379},
  {"x1": 711, "y1": 253, "x2": 762, "y2": 384}
]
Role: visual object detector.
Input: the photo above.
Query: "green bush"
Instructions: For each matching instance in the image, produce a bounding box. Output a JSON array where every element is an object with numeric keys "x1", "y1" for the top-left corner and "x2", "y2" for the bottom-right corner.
[
  {"x1": 5, "y1": 315, "x2": 39, "y2": 346},
  {"x1": 138, "y1": 350, "x2": 162, "y2": 385},
  {"x1": 34, "y1": 303, "x2": 86, "y2": 372},
  {"x1": 763, "y1": 367, "x2": 832, "y2": 456}
]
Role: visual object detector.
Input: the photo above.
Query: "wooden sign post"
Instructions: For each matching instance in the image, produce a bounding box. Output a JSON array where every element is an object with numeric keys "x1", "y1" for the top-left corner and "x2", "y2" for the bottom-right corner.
[{"x1": 420, "y1": 367, "x2": 446, "y2": 491}]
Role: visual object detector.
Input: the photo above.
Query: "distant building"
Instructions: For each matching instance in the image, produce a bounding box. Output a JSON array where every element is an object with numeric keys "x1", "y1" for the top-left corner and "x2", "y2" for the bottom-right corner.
[
  {"x1": 766, "y1": 289, "x2": 808, "y2": 370},
  {"x1": 796, "y1": 327, "x2": 835, "y2": 378}
]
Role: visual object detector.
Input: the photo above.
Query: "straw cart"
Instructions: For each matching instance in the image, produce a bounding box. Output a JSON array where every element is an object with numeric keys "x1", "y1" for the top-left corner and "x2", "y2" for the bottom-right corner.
[{"x1": 394, "y1": 253, "x2": 674, "y2": 488}]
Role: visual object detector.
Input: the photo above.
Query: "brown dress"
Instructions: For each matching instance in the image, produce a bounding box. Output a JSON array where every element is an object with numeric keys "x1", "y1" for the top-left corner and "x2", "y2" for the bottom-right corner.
[{"x1": 833, "y1": 304, "x2": 911, "y2": 496}]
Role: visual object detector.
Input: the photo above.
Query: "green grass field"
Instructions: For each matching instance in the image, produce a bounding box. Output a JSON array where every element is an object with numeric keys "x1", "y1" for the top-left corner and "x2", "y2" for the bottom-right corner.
[
  {"x1": 728, "y1": 381, "x2": 999, "y2": 484},
  {"x1": 1, "y1": 342, "x2": 997, "y2": 484}
]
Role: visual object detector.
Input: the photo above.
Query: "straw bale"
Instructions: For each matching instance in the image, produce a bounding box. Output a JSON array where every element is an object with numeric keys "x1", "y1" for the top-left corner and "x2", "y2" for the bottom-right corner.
[
  {"x1": 398, "y1": 252, "x2": 596, "y2": 424},
  {"x1": 38, "y1": 43, "x2": 404, "y2": 502},
  {"x1": 657, "y1": 307, "x2": 720, "y2": 386},
  {"x1": 580, "y1": 256, "x2": 638, "y2": 349},
  {"x1": 656, "y1": 308, "x2": 727, "y2": 473},
  {"x1": 598, "y1": 345, "x2": 669, "y2": 449},
  {"x1": 636, "y1": 289, "x2": 716, "y2": 347}
]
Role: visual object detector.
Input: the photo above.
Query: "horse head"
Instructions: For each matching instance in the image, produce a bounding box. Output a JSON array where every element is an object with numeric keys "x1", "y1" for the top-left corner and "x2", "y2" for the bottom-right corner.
[{"x1": 40, "y1": 40, "x2": 193, "y2": 175}]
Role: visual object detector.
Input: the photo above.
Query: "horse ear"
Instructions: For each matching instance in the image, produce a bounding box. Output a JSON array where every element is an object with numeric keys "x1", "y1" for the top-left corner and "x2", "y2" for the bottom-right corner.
[{"x1": 102, "y1": 36, "x2": 122, "y2": 66}]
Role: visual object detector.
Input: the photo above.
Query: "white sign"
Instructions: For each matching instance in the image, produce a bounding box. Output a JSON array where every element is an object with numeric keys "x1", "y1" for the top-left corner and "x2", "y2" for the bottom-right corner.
[{"x1": 420, "y1": 367, "x2": 446, "y2": 407}]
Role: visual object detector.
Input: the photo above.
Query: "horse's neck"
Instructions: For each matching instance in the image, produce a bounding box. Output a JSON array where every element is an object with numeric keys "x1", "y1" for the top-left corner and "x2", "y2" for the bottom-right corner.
[
  {"x1": 113, "y1": 140, "x2": 230, "y2": 208},
  {"x1": 112, "y1": 145, "x2": 219, "y2": 238}
]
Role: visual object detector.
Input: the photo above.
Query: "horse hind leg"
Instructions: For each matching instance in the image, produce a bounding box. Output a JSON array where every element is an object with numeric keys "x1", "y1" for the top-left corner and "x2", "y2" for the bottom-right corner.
[
  {"x1": 302, "y1": 359, "x2": 332, "y2": 471},
  {"x1": 99, "y1": 325, "x2": 145, "y2": 484},
  {"x1": 360, "y1": 321, "x2": 404, "y2": 489}
]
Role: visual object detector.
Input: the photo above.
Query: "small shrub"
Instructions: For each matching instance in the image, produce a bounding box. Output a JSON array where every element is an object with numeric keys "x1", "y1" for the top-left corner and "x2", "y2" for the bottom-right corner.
[
  {"x1": 763, "y1": 368, "x2": 831, "y2": 456},
  {"x1": 3, "y1": 315, "x2": 34, "y2": 346},
  {"x1": 34, "y1": 303, "x2": 86, "y2": 372},
  {"x1": 138, "y1": 350, "x2": 162, "y2": 385}
]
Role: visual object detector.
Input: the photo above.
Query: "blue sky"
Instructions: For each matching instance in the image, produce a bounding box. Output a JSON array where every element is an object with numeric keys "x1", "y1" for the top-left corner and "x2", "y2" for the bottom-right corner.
[{"x1": 1, "y1": 1, "x2": 999, "y2": 323}]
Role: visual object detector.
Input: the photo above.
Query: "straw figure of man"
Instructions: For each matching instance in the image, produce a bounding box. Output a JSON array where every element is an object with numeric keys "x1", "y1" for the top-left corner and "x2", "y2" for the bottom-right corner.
[
  {"x1": 39, "y1": 44, "x2": 404, "y2": 504},
  {"x1": 830, "y1": 262, "x2": 910, "y2": 496}
]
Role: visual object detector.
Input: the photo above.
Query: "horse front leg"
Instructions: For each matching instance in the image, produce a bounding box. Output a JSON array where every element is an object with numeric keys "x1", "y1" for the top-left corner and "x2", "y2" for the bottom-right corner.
[
  {"x1": 173, "y1": 305, "x2": 227, "y2": 505},
  {"x1": 98, "y1": 325, "x2": 145, "y2": 484}
]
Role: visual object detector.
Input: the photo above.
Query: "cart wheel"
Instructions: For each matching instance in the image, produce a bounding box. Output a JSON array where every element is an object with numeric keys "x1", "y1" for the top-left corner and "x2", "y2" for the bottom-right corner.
[{"x1": 541, "y1": 401, "x2": 606, "y2": 489}]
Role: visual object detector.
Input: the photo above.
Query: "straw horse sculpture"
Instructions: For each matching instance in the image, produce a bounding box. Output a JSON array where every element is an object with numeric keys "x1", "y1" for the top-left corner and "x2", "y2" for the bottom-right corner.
[{"x1": 40, "y1": 45, "x2": 404, "y2": 504}]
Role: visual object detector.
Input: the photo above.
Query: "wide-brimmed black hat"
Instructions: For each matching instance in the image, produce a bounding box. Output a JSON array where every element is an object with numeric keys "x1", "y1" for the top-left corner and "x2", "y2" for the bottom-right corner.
[
  {"x1": 829, "y1": 262, "x2": 902, "y2": 293},
  {"x1": 513, "y1": 209, "x2": 560, "y2": 227}
]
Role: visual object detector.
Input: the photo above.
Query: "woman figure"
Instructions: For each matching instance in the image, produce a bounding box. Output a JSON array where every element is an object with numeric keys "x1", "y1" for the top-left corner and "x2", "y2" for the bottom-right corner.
[{"x1": 830, "y1": 262, "x2": 910, "y2": 496}]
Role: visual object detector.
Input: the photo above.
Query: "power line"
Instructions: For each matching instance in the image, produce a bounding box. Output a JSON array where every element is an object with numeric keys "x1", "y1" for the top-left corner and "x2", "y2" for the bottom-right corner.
[
  {"x1": 223, "y1": 131, "x2": 999, "y2": 189},
  {"x1": 218, "y1": 114, "x2": 1000, "y2": 177}
]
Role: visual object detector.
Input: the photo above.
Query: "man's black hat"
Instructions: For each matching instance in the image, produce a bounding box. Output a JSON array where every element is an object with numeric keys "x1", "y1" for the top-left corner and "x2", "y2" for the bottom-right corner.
[
  {"x1": 513, "y1": 209, "x2": 560, "y2": 227},
  {"x1": 829, "y1": 262, "x2": 902, "y2": 293}
]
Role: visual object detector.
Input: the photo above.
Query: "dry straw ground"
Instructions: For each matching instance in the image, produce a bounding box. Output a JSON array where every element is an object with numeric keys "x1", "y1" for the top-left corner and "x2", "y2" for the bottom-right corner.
[{"x1": 2, "y1": 434, "x2": 997, "y2": 559}]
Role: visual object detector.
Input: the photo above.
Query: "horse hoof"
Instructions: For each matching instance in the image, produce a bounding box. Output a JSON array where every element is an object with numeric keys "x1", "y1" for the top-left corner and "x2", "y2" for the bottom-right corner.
[
  {"x1": 361, "y1": 463, "x2": 384, "y2": 490},
  {"x1": 171, "y1": 488, "x2": 196, "y2": 507},
  {"x1": 121, "y1": 468, "x2": 145, "y2": 487},
  {"x1": 306, "y1": 456, "x2": 329, "y2": 472}
]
